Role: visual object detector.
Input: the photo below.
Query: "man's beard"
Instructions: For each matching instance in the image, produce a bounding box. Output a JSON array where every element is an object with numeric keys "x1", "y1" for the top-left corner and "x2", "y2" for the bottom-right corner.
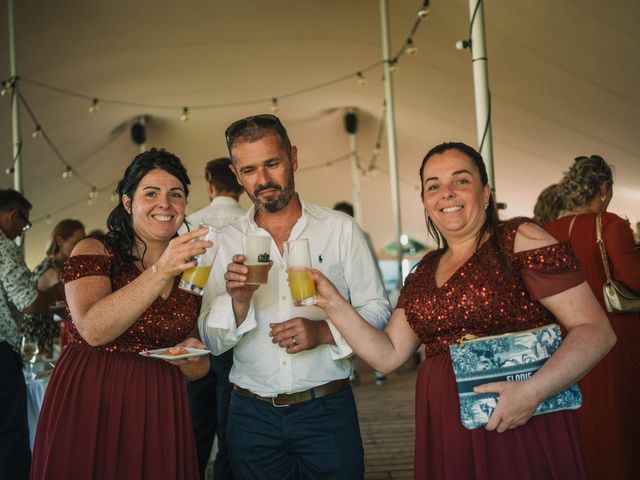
[{"x1": 251, "y1": 174, "x2": 295, "y2": 214}]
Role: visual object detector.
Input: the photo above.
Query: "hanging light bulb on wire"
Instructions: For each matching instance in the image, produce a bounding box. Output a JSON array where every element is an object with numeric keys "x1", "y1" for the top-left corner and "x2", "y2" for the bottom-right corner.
[
  {"x1": 406, "y1": 38, "x2": 418, "y2": 55},
  {"x1": 32, "y1": 125, "x2": 42, "y2": 138},
  {"x1": 270, "y1": 98, "x2": 280, "y2": 113},
  {"x1": 418, "y1": 1, "x2": 430, "y2": 18},
  {"x1": 0, "y1": 80, "x2": 10, "y2": 97},
  {"x1": 356, "y1": 71, "x2": 368, "y2": 86},
  {"x1": 88, "y1": 187, "x2": 98, "y2": 205},
  {"x1": 62, "y1": 166, "x2": 73, "y2": 179},
  {"x1": 89, "y1": 98, "x2": 99, "y2": 114},
  {"x1": 180, "y1": 107, "x2": 189, "y2": 122}
]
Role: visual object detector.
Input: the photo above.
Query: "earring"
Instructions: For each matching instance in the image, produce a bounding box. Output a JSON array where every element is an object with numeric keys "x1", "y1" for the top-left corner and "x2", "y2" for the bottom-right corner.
[
  {"x1": 600, "y1": 194, "x2": 606, "y2": 202},
  {"x1": 483, "y1": 201, "x2": 489, "y2": 210}
]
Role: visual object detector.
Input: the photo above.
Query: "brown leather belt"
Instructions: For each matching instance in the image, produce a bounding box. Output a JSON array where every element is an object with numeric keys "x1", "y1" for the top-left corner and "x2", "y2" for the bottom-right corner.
[{"x1": 234, "y1": 378, "x2": 350, "y2": 407}]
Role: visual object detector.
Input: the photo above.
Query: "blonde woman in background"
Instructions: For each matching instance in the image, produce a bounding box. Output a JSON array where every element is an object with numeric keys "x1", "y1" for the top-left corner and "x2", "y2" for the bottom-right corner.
[
  {"x1": 21, "y1": 219, "x2": 85, "y2": 355},
  {"x1": 532, "y1": 184, "x2": 563, "y2": 226},
  {"x1": 545, "y1": 155, "x2": 640, "y2": 480}
]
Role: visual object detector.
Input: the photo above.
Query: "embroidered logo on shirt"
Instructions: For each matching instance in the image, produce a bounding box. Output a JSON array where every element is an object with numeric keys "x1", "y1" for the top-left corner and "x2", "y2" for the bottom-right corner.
[{"x1": 318, "y1": 255, "x2": 323, "y2": 263}]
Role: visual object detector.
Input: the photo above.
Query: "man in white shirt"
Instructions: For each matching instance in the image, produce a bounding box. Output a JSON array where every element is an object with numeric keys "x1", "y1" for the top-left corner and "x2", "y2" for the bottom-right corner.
[
  {"x1": 186, "y1": 157, "x2": 244, "y2": 480},
  {"x1": 199, "y1": 114, "x2": 391, "y2": 479}
]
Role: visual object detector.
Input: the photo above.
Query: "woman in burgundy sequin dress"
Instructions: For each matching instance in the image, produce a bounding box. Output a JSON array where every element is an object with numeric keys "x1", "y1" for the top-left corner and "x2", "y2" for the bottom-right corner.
[
  {"x1": 30, "y1": 149, "x2": 212, "y2": 480},
  {"x1": 310, "y1": 143, "x2": 615, "y2": 479},
  {"x1": 545, "y1": 155, "x2": 640, "y2": 480}
]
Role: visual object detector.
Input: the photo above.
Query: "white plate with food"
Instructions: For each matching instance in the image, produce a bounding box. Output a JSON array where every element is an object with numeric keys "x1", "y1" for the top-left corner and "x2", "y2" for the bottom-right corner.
[{"x1": 139, "y1": 347, "x2": 210, "y2": 360}]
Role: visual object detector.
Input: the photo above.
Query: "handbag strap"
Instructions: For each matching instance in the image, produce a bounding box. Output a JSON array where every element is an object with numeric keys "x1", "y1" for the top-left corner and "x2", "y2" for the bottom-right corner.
[
  {"x1": 567, "y1": 215, "x2": 578, "y2": 240},
  {"x1": 595, "y1": 213, "x2": 613, "y2": 282}
]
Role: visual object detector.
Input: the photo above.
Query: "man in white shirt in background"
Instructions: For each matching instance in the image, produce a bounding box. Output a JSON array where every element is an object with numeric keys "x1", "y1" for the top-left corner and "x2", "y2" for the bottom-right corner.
[
  {"x1": 187, "y1": 157, "x2": 244, "y2": 480},
  {"x1": 199, "y1": 114, "x2": 391, "y2": 479}
]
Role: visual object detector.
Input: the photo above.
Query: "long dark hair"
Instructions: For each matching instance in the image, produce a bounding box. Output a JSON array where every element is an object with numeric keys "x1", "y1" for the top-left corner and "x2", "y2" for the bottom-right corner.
[
  {"x1": 419, "y1": 142, "x2": 503, "y2": 258},
  {"x1": 106, "y1": 148, "x2": 190, "y2": 267}
]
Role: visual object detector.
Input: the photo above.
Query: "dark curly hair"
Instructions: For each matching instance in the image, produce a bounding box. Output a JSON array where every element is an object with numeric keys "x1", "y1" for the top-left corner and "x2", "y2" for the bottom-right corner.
[{"x1": 105, "y1": 148, "x2": 191, "y2": 267}]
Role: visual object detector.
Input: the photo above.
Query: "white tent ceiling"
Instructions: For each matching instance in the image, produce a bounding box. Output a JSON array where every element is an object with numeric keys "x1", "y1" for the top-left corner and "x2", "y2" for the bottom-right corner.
[{"x1": 1, "y1": 0, "x2": 638, "y2": 267}]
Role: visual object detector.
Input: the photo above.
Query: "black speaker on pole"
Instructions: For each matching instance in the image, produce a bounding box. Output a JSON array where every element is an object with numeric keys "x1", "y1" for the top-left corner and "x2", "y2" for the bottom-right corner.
[
  {"x1": 131, "y1": 117, "x2": 146, "y2": 145},
  {"x1": 344, "y1": 110, "x2": 358, "y2": 135}
]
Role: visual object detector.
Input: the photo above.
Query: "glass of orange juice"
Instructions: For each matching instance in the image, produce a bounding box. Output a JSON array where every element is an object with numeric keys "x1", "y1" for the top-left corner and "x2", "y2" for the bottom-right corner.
[
  {"x1": 284, "y1": 239, "x2": 316, "y2": 306},
  {"x1": 179, "y1": 225, "x2": 217, "y2": 296}
]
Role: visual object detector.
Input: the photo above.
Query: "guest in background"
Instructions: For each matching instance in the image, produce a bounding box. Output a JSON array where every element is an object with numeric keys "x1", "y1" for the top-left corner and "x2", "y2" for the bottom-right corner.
[
  {"x1": 21, "y1": 219, "x2": 85, "y2": 356},
  {"x1": 0, "y1": 189, "x2": 64, "y2": 480},
  {"x1": 532, "y1": 183, "x2": 563, "y2": 225},
  {"x1": 308, "y1": 143, "x2": 615, "y2": 479},
  {"x1": 30, "y1": 149, "x2": 211, "y2": 479},
  {"x1": 186, "y1": 157, "x2": 244, "y2": 480},
  {"x1": 545, "y1": 155, "x2": 640, "y2": 480}
]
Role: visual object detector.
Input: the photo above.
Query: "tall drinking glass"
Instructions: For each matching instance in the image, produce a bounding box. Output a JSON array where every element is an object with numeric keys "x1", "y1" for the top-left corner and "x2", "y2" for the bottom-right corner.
[
  {"x1": 179, "y1": 225, "x2": 218, "y2": 296},
  {"x1": 21, "y1": 334, "x2": 39, "y2": 380},
  {"x1": 243, "y1": 233, "x2": 271, "y2": 285},
  {"x1": 285, "y1": 239, "x2": 316, "y2": 306}
]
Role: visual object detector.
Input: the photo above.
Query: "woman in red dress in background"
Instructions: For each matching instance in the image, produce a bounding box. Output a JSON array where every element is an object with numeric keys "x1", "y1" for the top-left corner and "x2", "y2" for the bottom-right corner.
[
  {"x1": 30, "y1": 149, "x2": 212, "y2": 479},
  {"x1": 545, "y1": 155, "x2": 640, "y2": 480},
  {"x1": 308, "y1": 142, "x2": 615, "y2": 479}
]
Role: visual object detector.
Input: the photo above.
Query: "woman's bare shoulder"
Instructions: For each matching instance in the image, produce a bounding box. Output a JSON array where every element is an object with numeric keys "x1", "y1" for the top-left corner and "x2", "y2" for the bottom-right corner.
[
  {"x1": 513, "y1": 222, "x2": 558, "y2": 253},
  {"x1": 70, "y1": 237, "x2": 109, "y2": 257}
]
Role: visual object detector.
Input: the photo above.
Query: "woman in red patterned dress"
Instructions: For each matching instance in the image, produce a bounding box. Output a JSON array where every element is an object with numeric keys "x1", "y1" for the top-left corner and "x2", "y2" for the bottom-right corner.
[
  {"x1": 30, "y1": 149, "x2": 212, "y2": 479},
  {"x1": 309, "y1": 143, "x2": 615, "y2": 479},
  {"x1": 545, "y1": 155, "x2": 640, "y2": 480}
]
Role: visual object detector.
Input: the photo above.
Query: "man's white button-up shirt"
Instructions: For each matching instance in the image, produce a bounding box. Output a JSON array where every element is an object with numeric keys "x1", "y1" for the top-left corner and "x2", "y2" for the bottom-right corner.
[{"x1": 198, "y1": 195, "x2": 391, "y2": 397}]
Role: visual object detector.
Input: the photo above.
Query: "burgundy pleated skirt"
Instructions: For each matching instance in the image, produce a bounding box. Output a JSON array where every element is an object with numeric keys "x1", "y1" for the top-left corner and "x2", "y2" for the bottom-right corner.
[{"x1": 30, "y1": 345, "x2": 198, "y2": 479}]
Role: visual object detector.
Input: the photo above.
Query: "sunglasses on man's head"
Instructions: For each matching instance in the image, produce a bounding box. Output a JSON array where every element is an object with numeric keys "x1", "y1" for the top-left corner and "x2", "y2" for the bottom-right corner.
[
  {"x1": 224, "y1": 114, "x2": 283, "y2": 147},
  {"x1": 574, "y1": 154, "x2": 604, "y2": 163}
]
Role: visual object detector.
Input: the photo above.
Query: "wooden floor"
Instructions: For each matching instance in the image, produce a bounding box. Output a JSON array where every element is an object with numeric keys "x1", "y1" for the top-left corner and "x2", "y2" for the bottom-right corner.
[{"x1": 352, "y1": 365, "x2": 417, "y2": 480}]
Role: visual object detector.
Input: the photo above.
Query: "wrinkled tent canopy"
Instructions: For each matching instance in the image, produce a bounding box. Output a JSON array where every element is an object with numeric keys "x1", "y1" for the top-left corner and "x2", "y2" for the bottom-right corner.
[{"x1": 1, "y1": 0, "x2": 638, "y2": 268}]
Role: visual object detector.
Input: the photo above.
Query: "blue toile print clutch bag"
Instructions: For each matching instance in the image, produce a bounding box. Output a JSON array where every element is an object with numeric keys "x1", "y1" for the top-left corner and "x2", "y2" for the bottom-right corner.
[{"x1": 449, "y1": 323, "x2": 582, "y2": 430}]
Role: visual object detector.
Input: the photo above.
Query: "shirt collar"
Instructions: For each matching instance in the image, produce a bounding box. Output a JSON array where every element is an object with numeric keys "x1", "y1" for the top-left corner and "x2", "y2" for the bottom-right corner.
[
  {"x1": 244, "y1": 193, "x2": 329, "y2": 233},
  {"x1": 209, "y1": 196, "x2": 240, "y2": 207}
]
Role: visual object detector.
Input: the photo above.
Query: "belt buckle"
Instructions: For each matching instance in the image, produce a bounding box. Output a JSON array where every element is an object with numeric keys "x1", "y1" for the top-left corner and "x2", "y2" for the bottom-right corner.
[{"x1": 271, "y1": 394, "x2": 290, "y2": 408}]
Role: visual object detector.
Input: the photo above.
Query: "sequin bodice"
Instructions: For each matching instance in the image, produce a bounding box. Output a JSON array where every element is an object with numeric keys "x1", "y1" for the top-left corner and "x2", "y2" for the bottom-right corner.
[
  {"x1": 61, "y1": 240, "x2": 201, "y2": 353},
  {"x1": 398, "y1": 218, "x2": 581, "y2": 358}
]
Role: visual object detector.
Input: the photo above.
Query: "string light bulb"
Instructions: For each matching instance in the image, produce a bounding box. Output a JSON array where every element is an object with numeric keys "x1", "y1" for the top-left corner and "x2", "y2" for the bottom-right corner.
[
  {"x1": 270, "y1": 98, "x2": 280, "y2": 113},
  {"x1": 88, "y1": 187, "x2": 98, "y2": 205},
  {"x1": 180, "y1": 107, "x2": 189, "y2": 122},
  {"x1": 89, "y1": 98, "x2": 99, "y2": 114},
  {"x1": 417, "y1": 1, "x2": 431, "y2": 18},
  {"x1": 62, "y1": 166, "x2": 73, "y2": 179},
  {"x1": 406, "y1": 38, "x2": 418, "y2": 55},
  {"x1": 356, "y1": 72, "x2": 368, "y2": 86},
  {"x1": 5, "y1": 167, "x2": 14, "y2": 175},
  {"x1": 388, "y1": 60, "x2": 398, "y2": 72},
  {"x1": 0, "y1": 81, "x2": 9, "y2": 97},
  {"x1": 32, "y1": 125, "x2": 43, "y2": 138}
]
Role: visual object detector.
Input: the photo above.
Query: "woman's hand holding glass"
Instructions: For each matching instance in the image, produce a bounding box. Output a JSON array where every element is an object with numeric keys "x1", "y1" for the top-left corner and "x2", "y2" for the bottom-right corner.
[
  {"x1": 306, "y1": 269, "x2": 348, "y2": 312},
  {"x1": 154, "y1": 227, "x2": 213, "y2": 280}
]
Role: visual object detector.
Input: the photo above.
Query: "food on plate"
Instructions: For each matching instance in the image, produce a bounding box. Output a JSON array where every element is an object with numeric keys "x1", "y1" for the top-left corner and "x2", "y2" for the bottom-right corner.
[{"x1": 163, "y1": 347, "x2": 190, "y2": 357}]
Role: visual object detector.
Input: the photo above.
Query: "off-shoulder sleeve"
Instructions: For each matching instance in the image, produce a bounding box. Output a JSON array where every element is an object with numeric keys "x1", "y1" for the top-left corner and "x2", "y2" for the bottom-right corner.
[
  {"x1": 61, "y1": 254, "x2": 114, "y2": 284},
  {"x1": 515, "y1": 241, "x2": 585, "y2": 300}
]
